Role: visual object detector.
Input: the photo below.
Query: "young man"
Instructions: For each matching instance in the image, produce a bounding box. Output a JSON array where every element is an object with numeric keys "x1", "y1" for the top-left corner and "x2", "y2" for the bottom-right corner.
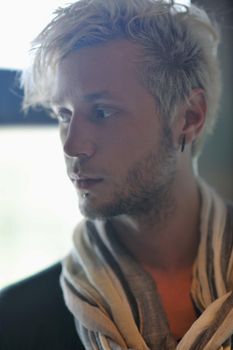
[{"x1": 1, "y1": 0, "x2": 233, "y2": 349}]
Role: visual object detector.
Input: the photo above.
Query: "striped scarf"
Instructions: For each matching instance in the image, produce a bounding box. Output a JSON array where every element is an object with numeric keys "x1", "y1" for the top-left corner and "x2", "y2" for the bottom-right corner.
[{"x1": 60, "y1": 180, "x2": 233, "y2": 350}]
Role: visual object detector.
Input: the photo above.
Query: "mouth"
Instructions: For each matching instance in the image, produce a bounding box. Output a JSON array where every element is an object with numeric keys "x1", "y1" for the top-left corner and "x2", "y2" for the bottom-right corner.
[
  {"x1": 69, "y1": 173, "x2": 103, "y2": 191},
  {"x1": 76, "y1": 178, "x2": 103, "y2": 190}
]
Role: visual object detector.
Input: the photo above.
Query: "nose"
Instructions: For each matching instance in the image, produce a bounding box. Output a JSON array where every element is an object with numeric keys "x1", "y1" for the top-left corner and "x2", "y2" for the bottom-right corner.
[{"x1": 61, "y1": 116, "x2": 96, "y2": 159}]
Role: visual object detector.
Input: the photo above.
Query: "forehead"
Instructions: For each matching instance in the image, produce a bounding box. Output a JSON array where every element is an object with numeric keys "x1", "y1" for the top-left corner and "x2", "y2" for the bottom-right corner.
[{"x1": 51, "y1": 39, "x2": 144, "y2": 106}]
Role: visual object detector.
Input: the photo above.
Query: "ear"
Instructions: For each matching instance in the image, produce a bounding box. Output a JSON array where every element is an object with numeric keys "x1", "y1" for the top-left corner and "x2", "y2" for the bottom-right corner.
[{"x1": 176, "y1": 89, "x2": 207, "y2": 147}]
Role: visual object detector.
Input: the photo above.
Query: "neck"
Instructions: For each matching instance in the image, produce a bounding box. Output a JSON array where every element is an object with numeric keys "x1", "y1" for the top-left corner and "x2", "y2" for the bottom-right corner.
[{"x1": 112, "y1": 172, "x2": 201, "y2": 272}]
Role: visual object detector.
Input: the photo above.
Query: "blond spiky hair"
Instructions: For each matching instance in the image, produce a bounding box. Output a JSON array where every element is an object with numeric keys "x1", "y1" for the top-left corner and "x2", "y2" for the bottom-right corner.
[{"x1": 21, "y1": 0, "x2": 221, "y2": 157}]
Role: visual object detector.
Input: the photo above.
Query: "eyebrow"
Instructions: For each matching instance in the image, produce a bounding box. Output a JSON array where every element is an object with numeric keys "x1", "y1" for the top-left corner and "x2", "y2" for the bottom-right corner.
[
  {"x1": 51, "y1": 91, "x2": 115, "y2": 107},
  {"x1": 83, "y1": 91, "x2": 113, "y2": 102}
]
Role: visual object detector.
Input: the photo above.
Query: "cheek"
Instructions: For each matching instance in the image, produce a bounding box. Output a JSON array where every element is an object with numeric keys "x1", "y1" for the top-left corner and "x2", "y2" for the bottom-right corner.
[
  {"x1": 101, "y1": 120, "x2": 156, "y2": 155},
  {"x1": 101, "y1": 136, "x2": 153, "y2": 177}
]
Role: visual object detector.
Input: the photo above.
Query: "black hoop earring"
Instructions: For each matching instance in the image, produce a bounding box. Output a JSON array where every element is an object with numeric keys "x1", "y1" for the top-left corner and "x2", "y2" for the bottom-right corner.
[{"x1": 181, "y1": 135, "x2": 186, "y2": 152}]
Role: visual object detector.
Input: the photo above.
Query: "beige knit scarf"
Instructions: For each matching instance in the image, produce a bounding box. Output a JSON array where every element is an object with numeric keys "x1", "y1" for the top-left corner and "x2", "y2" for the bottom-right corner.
[{"x1": 60, "y1": 180, "x2": 233, "y2": 350}]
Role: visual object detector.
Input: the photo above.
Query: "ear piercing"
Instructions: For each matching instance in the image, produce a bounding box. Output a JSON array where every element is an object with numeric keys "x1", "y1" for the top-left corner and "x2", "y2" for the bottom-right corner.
[{"x1": 181, "y1": 134, "x2": 186, "y2": 152}]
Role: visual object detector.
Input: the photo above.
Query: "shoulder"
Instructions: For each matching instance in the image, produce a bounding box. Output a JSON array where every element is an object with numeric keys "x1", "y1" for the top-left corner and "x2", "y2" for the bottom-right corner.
[
  {"x1": 0, "y1": 263, "x2": 84, "y2": 350},
  {"x1": 226, "y1": 200, "x2": 233, "y2": 217},
  {"x1": 223, "y1": 200, "x2": 233, "y2": 240}
]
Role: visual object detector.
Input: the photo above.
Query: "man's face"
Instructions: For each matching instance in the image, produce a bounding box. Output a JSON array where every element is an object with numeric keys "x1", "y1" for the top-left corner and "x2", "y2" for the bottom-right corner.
[{"x1": 52, "y1": 40, "x2": 177, "y2": 219}]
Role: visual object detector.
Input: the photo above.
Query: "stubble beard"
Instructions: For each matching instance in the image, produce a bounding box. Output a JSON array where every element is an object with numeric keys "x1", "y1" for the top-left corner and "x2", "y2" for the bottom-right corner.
[{"x1": 79, "y1": 125, "x2": 177, "y2": 225}]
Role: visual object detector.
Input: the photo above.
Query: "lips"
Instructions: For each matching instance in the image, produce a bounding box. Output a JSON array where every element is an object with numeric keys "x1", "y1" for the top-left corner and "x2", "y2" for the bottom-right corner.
[
  {"x1": 69, "y1": 173, "x2": 103, "y2": 190},
  {"x1": 76, "y1": 178, "x2": 103, "y2": 190}
]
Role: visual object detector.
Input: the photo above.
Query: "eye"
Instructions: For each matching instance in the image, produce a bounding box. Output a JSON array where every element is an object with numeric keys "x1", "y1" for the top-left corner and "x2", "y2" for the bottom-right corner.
[
  {"x1": 93, "y1": 107, "x2": 115, "y2": 120},
  {"x1": 56, "y1": 108, "x2": 72, "y2": 124}
]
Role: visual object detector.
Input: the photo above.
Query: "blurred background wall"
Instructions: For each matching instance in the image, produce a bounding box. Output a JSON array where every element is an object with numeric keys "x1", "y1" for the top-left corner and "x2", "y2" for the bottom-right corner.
[{"x1": 193, "y1": 0, "x2": 233, "y2": 198}]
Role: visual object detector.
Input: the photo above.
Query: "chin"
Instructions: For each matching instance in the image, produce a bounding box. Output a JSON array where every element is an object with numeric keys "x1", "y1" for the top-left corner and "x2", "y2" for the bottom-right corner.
[{"x1": 79, "y1": 197, "x2": 124, "y2": 220}]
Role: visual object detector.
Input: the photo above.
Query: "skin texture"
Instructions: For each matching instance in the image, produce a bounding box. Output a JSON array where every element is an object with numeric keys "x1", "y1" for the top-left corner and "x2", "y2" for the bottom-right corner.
[
  {"x1": 51, "y1": 39, "x2": 207, "y2": 339},
  {"x1": 53, "y1": 41, "x2": 177, "y2": 222}
]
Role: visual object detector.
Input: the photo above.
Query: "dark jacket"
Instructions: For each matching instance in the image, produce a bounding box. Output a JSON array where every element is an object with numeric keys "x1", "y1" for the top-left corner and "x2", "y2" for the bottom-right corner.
[{"x1": 0, "y1": 263, "x2": 84, "y2": 350}]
